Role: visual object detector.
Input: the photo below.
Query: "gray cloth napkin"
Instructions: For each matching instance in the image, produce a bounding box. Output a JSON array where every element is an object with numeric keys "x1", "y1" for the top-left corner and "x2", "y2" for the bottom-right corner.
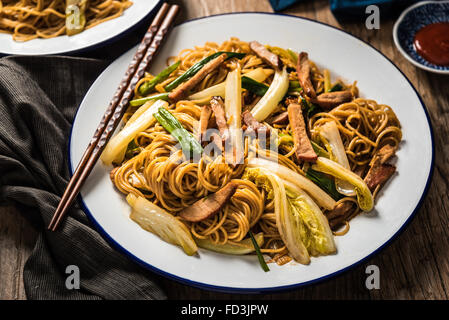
[{"x1": 0, "y1": 55, "x2": 167, "y2": 300}]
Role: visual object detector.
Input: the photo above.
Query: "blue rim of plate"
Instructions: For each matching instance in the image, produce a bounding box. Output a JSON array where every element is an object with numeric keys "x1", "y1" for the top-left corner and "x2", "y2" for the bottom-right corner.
[
  {"x1": 393, "y1": 1, "x2": 449, "y2": 74},
  {"x1": 0, "y1": 1, "x2": 163, "y2": 57},
  {"x1": 68, "y1": 12, "x2": 435, "y2": 294}
]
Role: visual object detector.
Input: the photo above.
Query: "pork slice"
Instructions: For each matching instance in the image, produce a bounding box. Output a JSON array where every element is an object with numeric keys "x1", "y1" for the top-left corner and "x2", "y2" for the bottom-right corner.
[
  {"x1": 271, "y1": 111, "x2": 289, "y2": 125},
  {"x1": 297, "y1": 52, "x2": 316, "y2": 98},
  {"x1": 326, "y1": 201, "x2": 354, "y2": 220},
  {"x1": 364, "y1": 144, "x2": 397, "y2": 192},
  {"x1": 242, "y1": 110, "x2": 270, "y2": 135},
  {"x1": 179, "y1": 182, "x2": 238, "y2": 222},
  {"x1": 168, "y1": 53, "x2": 227, "y2": 102},
  {"x1": 376, "y1": 144, "x2": 396, "y2": 165},
  {"x1": 287, "y1": 103, "x2": 317, "y2": 162},
  {"x1": 210, "y1": 132, "x2": 224, "y2": 150},
  {"x1": 364, "y1": 163, "x2": 396, "y2": 192},
  {"x1": 329, "y1": 203, "x2": 356, "y2": 229},
  {"x1": 249, "y1": 41, "x2": 283, "y2": 70},
  {"x1": 198, "y1": 104, "x2": 212, "y2": 143},
  {"x1": 311, "y1": 91, "x2": 353, "y2": 109},
  {"x1": 210, "y1": 96, "x2": 230, "y2": 141}
]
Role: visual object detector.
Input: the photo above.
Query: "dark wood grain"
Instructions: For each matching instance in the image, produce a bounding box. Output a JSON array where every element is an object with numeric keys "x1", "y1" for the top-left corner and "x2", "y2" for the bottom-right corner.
[
  {"x1": 0, "y1": 0, "x2": 447, "y2": 300},
  {"x1": 0, "y1": 205, "x2": 37, "y2": 300}
]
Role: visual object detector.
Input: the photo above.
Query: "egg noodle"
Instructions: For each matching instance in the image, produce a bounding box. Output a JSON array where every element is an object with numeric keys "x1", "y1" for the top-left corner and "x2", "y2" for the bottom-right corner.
[{"x1": 109, "y1": 38, "x2": 402, "y2": 264}]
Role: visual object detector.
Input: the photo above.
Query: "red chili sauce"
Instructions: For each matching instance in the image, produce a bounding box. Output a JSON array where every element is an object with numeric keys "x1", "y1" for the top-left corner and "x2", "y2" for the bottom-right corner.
[{"x1": 413, "y1": 22, "x2": 449, "y2": 66}]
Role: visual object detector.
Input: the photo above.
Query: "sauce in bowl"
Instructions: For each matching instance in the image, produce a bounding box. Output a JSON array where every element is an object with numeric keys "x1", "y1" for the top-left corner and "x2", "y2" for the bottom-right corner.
[{"x1": 413, "y1": 22, "x2": 449, "y2": 66}]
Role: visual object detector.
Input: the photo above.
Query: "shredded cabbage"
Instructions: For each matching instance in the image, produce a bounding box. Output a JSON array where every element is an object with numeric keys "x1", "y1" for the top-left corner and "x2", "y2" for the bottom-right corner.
[
  {"x1": 188, "y1": 68, "x2": 273, "y2": 102},
  {"x1": 284, "y1": 181, "x2": 336, "y2": 256},
  {"x1": 250, "y1": 66, "x2": 289, "y2": 122},
  {"x1": 318, "y1": 121, "x2": 356, "y2": 196},
  {"x1": 101, "y1": 100, "x2": 168, "y2": 165},
  {"x1": 248, "y1": 158, "x2": 336, "y2": 210},
  {"x1": 224, "y1": 67, "x2": 244, "y2": 165},
  {"x1": 127, "y1": 194, "x2": 198, "y2": 256},
  {"x1": 312, "y1": 157, "x2": 374, "y2": 212},
  {"x1": 243, "y1": 167, "x2": 336, "y2": 264}
]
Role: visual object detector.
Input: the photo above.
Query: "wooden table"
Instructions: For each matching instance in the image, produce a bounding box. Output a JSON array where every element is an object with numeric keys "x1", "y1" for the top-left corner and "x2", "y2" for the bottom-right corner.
[{"x1": 1, "y1": 0, "x2": 448, "y2": 300}]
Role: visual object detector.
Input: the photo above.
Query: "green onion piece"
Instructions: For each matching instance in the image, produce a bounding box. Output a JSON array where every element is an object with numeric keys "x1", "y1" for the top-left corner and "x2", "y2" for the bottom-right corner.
[
  {"x1": 138, "y1": 61, "x2": 181, "y2": 96},
  {"x1": 129, "y1": 93, "x2": 169, "y2": 107},
  {"x1": 287, "y1": 48, "x2": 298, "y2": 64},
  {"x1": 153, "y1": 107, "x2": 203, "y2": 156},
  {"x1": 329, "y1": 83, "x2": 343, "y2": 92},
  {"x1": 289, "y1": 80, "x2": 301, "y2": 89},
  {"x1": 311, "y1": 141, "x2": 329, "y2": 158},
  {"x1": 165, "y1": 51, "x2": 246, "y2": 92},
  {"x1": 306, "y1": 168, "x2": 343, "y2": 201},
  {"x1": 248, "y1": 230, "x2": 270, "y2": 272},
  {"x1": 288, "y1": 80, "x2": 302, "y2": 92},
  {"x1": 307, "y1": 104, "x2": 320, "y2": 117},
  {"x1": 241, "y1": 76, "x2": 269, "y2": 96},
  {"x1": 125, "y1": 140, "x2": 140, "y2": 159},
  {"x1": 300, "y1": 97, "x2": 321, "y2": 118}
]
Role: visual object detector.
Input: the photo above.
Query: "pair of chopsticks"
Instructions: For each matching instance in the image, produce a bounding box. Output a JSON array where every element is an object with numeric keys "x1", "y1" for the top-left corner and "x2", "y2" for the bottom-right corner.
[{"x1": 48, "y1": 2, "x2": 180, "y2": 231}]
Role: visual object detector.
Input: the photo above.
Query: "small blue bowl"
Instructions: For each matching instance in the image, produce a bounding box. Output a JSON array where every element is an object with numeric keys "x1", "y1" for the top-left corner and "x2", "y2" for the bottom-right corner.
[{"x1": 393, "y1": 1, "x2": 449, "y2": 74}]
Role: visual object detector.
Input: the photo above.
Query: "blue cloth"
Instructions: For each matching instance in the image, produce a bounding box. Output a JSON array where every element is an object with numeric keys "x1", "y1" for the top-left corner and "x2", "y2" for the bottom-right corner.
[
  {"x1": 269, "y1": 0, "x2": 300, "y2": 11},
  {"x1": 269, "y1": 0, "x2": 417, "y2": 17},
  {"x1": 330, "y1": 0, "x2": 395, "y2": 13},
  {"x1": 329, "y1": 0, "x2": 416, "y2": 18}
]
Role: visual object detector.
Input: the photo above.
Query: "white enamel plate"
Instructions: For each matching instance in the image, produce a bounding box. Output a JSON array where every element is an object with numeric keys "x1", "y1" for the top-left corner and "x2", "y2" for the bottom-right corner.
[
  {"x1": 0, "y1": 0, "x2": 160, "y2": 56},
  {"x1": 70, "y1": 13, "x2": 434, "y2": 293}
]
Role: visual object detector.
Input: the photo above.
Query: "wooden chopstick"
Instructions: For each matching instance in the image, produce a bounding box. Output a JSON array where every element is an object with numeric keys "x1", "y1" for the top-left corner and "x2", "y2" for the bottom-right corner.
[{"x1": 48, "y1": 3, "x2": 180, "y2": 231}]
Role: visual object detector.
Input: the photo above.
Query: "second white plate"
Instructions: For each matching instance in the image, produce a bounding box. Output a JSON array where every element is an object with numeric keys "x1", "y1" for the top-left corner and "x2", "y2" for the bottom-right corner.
[{"x1": 0, "y1": 0, "x2": 161, "y2": 56}]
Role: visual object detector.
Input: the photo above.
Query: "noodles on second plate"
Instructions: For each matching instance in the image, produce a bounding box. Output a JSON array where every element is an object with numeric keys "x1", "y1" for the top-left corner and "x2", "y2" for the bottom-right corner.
[{"x1": 0, "y1": 0, "x2": 132, "y2": 41}]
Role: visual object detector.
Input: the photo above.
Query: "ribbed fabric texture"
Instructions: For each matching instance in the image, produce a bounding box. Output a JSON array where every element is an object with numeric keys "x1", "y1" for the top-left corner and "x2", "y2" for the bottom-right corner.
[{"x1": 0, "y1": 56, "x2": 167, "y2": 300}]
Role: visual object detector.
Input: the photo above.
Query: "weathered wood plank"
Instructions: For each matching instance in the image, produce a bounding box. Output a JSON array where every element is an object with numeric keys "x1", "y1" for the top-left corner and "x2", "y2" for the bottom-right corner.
[
  {"x1": 0, "y1": 205, "x2": 37, "y2": 300},
  {"x1": 159, "y1": 0, "x2": 449, "y2": 300},
  {"x1": 173, "y1": 0, "x2": 273, "y2": 22},
  {"x1": 1, "y1": 0, "x2": 447, "y2": 300}
]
